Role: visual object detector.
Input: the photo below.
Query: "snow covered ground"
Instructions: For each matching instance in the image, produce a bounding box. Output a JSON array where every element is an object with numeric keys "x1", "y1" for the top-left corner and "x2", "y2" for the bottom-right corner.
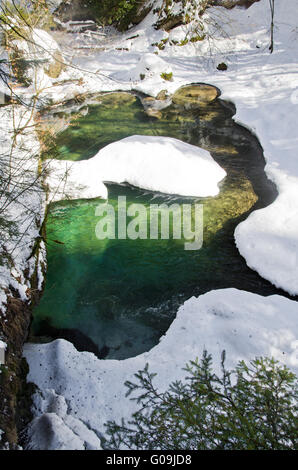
[{"x1": 1, "y1": 0, "x2": 298, "y2": 449}]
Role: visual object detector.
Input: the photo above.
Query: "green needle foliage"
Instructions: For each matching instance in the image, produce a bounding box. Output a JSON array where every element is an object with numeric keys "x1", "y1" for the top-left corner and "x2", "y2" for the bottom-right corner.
[
  {"x1": 105, "y1": 351, "x2": 298, "y2": 450},
  {"x1": 82, "y1": 0, "x2": 148, "y2": 30}
]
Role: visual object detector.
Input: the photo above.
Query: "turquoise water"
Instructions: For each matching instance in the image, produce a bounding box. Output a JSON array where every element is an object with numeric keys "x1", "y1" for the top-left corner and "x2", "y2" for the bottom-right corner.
[{"x1": 32, "y1": 88, "x2": 278, "y2": 359}]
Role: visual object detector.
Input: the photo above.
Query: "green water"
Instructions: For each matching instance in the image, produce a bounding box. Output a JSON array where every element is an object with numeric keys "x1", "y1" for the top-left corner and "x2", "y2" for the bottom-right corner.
[{"x1": 32, "y1": 88, "x2": 279, "y2": 359}]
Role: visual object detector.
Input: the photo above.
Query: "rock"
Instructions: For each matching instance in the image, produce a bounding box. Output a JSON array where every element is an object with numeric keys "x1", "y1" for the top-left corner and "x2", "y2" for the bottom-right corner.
[
  {"x1": 217, "y1": 62, "x2": 228, "y2": 71},
  {"x1": 45, "y1": 50, "x2": 65, "y2": 79},
  {"x1": 145, "y1": 108, "x2": 162, "y2": 119},
  {"x1": 26, "y1": 412, "x2": 102, "y2": 450},
  {"x1": 155, "y1": 14, "x2": 184, "y2": 32},
  {"x1": 172, "y1": 84, "x2": 219, "y2": 106},
  {"x1": 156, "y1": 89, "x2": 168, "y2": 100},
  {"x1": 210, "y1": 0, "x2": 260, "y2": 8}
]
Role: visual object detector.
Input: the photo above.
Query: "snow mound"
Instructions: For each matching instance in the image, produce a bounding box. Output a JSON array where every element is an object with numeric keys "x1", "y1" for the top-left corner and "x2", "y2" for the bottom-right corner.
[
  {"x1": 122, "y1": 53, "x2": 173, "y2": 82},
  {"x1": 14, "y1": 28, "x2": 60, "y2": 64},
  {"x1": 26, "y1": 389, "x2": 101, "y2": 450},
  {"x1": 95, "y1": 135, "x2": 226, "y2": 197},
  {"x1": 46, "y1": 135, "x2": 226, "y2": 201},
  {"x1": 12, "y1": 28, "x2": 62, "y2": 91},
  {"x1": 24, "y1": 289, "x2": 298, "y2": 449}
]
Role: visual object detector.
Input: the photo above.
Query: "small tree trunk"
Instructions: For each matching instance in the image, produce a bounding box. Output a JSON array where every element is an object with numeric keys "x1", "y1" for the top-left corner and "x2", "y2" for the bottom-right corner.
[{"x1": 269, "y1": 0, "x2": 275, "y2": 53}]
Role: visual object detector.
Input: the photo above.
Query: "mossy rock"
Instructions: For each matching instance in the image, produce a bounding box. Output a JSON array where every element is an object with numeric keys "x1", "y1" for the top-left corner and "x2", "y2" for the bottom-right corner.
[
  {"x1": 172, "y1": 84, "x2": 219, "y2": 106},
  {"x1": 156, "y1": 90, "x2": 168, "y2": 100},
  {"x1": 217, "y1": 62, "x2": 228, "y2": 71},
  {"x1": 155, "y1": 13, "x2": 184, "y2": 31},
  {"x1": 45, "y1": 50, "x2": 65, "y2": 79}
]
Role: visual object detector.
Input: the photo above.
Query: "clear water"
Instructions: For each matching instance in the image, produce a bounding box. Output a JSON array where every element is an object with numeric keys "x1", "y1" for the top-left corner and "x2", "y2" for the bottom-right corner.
[{"x1": 31, "y1": 88, "x2": 279, "y2": 359}]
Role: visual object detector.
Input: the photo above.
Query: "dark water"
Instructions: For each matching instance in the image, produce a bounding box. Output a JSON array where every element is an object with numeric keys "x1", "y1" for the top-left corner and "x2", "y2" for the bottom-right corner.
[{"x1": 31, "y1": 87, "x2": 281, "y2": 359}]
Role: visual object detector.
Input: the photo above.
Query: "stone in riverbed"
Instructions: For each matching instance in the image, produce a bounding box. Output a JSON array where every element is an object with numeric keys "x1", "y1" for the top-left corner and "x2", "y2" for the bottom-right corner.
[{"x1": 172, "y1": 85, "x2": 219, "y2": 107}]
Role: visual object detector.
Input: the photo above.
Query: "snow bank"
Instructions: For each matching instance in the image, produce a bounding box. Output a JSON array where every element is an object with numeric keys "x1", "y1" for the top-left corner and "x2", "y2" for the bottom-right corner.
[
  {"x1": 12, "y1": 28, "x2": 61, "y2": 66},
  {"x1": 46, "y1": 135, "x2": 226, "y2": 200},
  {"x1": 24, "y1": 288, "x2": 298, "y2": 449},
  {"x1": 235, "y1": 171, "x2": 298, "y2": 295}
]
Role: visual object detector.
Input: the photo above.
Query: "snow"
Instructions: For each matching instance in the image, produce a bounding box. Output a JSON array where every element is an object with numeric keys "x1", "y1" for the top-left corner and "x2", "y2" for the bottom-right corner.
[
  {"x1": 26, "y1": 389, "x2": 101, "y2": 450},
  {"x1": 0, "y1": 105, "x2": 45, "y2": 312},
  {"x1": 0, "y1": 49, "x2": 10, "y2": 101},
  {"x1": 12, "y1": 28, "x2": 62, "y2": 91},
  {"x1": 13, "y1": 28, "x2": 61, "y2": 65},
  {"x1": 235, "y1": 176, "x2": 298, "y2": 295},
  {"x1": 46, "y1": 135, "x2": 226, "y2": 200},
  {"x1": 24, "y1": 288, "x2": 298, "y2": 449},
  {"x1": 122, "y1": 53, "x2": 173, "y2": 81}
]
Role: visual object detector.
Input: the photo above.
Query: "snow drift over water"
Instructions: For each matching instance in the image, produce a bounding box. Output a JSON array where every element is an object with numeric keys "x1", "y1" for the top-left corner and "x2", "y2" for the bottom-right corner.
[
  {"x1": 96, "y1": 135, "x2": 226, "y2": 197},
  {"x1": 46, "y1": 135, "x2": 226, "y2": 201}
]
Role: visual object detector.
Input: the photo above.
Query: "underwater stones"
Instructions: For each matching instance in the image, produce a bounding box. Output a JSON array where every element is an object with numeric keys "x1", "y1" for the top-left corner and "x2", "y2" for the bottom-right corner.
[
  {"x1": 96, "y1": 92, "x2": 136, "y2": 108},
  {"x1": 145, "y1": 108, "x2": 162, "y2": 119},
  {"x1": 141, "y1": 96, "x2": 168, "y2": 119},
  {"x1": 156, "y1": 90, "x2": 169, "y2": 100}
]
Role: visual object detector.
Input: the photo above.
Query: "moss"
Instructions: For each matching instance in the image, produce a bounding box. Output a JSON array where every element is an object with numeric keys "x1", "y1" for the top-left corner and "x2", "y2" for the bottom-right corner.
[
  {"x1": 152, "y1": 38, "x2": 169, "y2": 50},
  {"x1": 190, "y1": 34, "x2": 206, "y2": 42},
  {"x1": 160, "y1": 72, "x2": 173, "y2": 81}
]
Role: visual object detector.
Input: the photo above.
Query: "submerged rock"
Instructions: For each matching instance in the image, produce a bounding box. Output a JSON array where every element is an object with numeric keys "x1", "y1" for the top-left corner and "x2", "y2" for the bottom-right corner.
[{"x1": 172, "y1": 85, "x2": 219, "y2": 107}]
